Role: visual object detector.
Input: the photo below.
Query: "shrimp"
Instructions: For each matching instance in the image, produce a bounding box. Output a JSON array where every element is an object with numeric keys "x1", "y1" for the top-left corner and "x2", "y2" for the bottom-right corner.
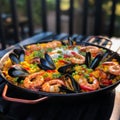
[
  {"x1": 26, "y1": 44, "x2": 41, "y2": 51},
  {"x1": 80, "y1": 46, "x2": 101, "y2": 56},
  {"x1": 78, "y1": 77, "x2": 100, "y2": 91},
  {"x1": 51, "y1": 40, "x2": 62, "y2": 48},
  {"x1": 102, "y1": 61, "x2": 117, "y2": 66},
  {"x1": 23, "y1": 72, "x2": 44, "y2": 91},
  {"x1": 26, "y1": 40, "x2": 62, "y2": 51},
  {"x1": 41, "y1": 79, "x2": 64, "y2": 92},
  {"x1": 102, "y1": 62, "x2": 120, "y2": 75},
  {"x1": 109, "y1": 65, "x2": 120, "y2": 76},
  {"x1": 69, "y1": 52, "x2": 85, "y2": 64}
]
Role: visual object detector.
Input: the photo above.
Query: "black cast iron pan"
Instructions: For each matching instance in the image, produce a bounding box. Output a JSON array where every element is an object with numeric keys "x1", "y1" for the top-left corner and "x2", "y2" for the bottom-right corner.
[{"x1": 0, "y1": 36, "x2": 120, "y2": 104}]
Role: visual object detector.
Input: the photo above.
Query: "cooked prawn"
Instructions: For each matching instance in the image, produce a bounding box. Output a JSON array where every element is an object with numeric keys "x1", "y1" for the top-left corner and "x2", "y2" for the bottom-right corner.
[
  {"x1": 23, "y1": 72, "x2": 44, "y2": 91},
  {"x1": 102, "y1": 62, "x2": 120, "y2": 75},
  {"x1": 51, "y1": 40, "x2": 62, "y2": 48},
  {"x1": 80, "y1": 46, "x2": 101, "y2": 56},
  {"x1": 26, "y1": 40, "x2": 62, "y2": 51},
  {"x1": 69, "y1": 52, "x2": 85, "y2": 64},
  {"x1": 78, "y1": 77, "x2": 100, "y2": 91},
  {"x1": 41, "y1": 79, "x2": 64, "y2": 92},
  {"x1": 109, "y1": 65, "x2": 120, "y2": 76},
  {"x1": 102, "y1": 61, "x2": 117, "y2": 65}
]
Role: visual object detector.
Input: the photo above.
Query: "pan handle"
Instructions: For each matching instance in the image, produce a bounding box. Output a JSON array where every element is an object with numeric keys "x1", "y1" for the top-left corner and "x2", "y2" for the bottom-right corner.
[{"x1": 2, "y1": 84, "x2": 48, "y2": 104}]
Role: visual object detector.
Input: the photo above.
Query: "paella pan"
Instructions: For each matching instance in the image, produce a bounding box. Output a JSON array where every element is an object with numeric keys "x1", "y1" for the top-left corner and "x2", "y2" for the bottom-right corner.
[{"x1": 0, "y1": 38, "x2": 120, "y2": 103}]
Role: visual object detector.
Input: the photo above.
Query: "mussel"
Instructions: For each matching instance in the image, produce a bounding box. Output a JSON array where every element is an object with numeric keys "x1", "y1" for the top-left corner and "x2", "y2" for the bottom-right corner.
[
  {"x1": 58, "y1": 64, "x2": 74, "y2": 74},
  {"x1": 61, "y1": 37, "x2": 74, "y2": 46},
  {"x1": 89, "y1": 54, "x2": 103, "y2": 69},
  {"x1": 9, "y1": 53, "x2": 20, "y2": 64},
  {"x1": 61, "y1": 74, "x2": 81, "y2": 93},
  {"x1": 59, "y1": 85, "x2": 76, "y2": 93},
  {"x1": 38, "y1": 53, "x2": 56, "y2": 70},
  {"x1": 45, "y1": 53, "x2": 55, "y2": 66},
  {"x1": 101, "y1": 47, "x2": 120, "y2": 62},
  {"x1": 8, "y1": 65, "x2": 29, "y2": 77},
  {"x1": 85, "y1": 52, "x2": 91, "y2": 68},
  {"x1": 105, "y1": 52, "x2": 118, "y2": 62},
  {"x1": 9, "y1": 49, "x2": 25, "y2": 64},
  {"x1": 66, "y1": 74, "x2": 81, "y2": 93}
]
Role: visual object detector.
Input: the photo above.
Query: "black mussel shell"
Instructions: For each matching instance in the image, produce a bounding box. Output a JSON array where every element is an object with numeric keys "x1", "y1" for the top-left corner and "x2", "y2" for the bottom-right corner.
[
  {"x1": 109, "y1": 74, "x2": 116, "y2": 79},
  {"x1": 13, "y1": 49, "x2": 25, "y2": 62},
  {"x1": 8, "y1": 65, "x2": 29, "y2": 77},
  {"x1": 45, "y1": 53, "x2": 55, "y2": 68},
  {"x1": 85, "y1": 52, "x2": 91, "y2": 68},
  {"x1": 101, "y1": 50, "x2": 111, "y2": 62},
  {"x1": 59, "y1": 85, "x2": 76, "y2": 93},
  {"x1": 65, "y1": 74, "x2": 81, "y2": 93},
  {"x1": 9, "y1": 53, "x2": 19, "y2": 64},
  {"x1": 90, "y1": 54, "x2": 103, "y2": 69},
  {"x1": 58, "y1": 64, "x2": 74, "y2": 74},
  {"x1": 15, "y1": 77, "x2": 24, "y2": 83},
  {"x1": 40, "y1": 58, "x2": 56, "y2": 70},
  {"x1": 13, "y1": 49, "x2": 24, "y2": 55},
  {"x1": 19, "y1": 51, "x2": 25, "y2": 62},
  {"x1": 61, "y1": 40, "x2": 67, "y2": 46},
  {"x1": 106, "y1": 52, "x2": 118, "y2": 62},
  {"x1": 38, "y1": 64, "x2": 51, "y2": 71}
]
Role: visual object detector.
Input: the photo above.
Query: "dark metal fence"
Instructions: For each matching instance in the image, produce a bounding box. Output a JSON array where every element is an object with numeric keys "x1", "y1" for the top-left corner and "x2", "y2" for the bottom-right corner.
[{"x1": 0, "y1": 0, "x2": 118, "y2": 49}]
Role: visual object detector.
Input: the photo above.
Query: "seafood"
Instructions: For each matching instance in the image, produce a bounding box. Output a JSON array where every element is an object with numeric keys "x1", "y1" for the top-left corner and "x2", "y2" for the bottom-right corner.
[
  {"x1": 78, "y1": 77, "x2": 100, "y2": 91},
  {"x1": 85, "y1": 52, "x2": 91, "y2": 68},
  {"x1": 102, "y1": 62, "x2": 120, "y2": 75},
  {"x1": 61, "y1": 37, "x2": 74, "y2": 46},
  {"x1": 9, "y1": 49, "x2": 25, "y2": 64},
  {"x1": 23, "y1": 72, "x2": 44, "y2": 91},
  {"x1": 39, "y1": 53, "x2": 56, "y2": 70},
  {"x1": 90, "y1": 54, "x2": 103, "y2": 69},
  {"x1": 65, "y1": 74, "x2": 81, "y2": 92},
  {"x1": 80, "y1": 45, "x2": 101, "y2": 56},
  {"x1": 58, "y1": 64, "x2": 74, "y2": 74},
  {"x1": 109, "y1": 65, "x2": 120, "y2": 76},
  {"x1": 41, "y1": 79, "x2": 64, "y2": 92},
  {"x1": 69, "y1": 52, "x2": 85, "y2": 64},
  {"x1": 59, "y1": 85, "x2": 75, "y2": 93},
  {"x1": 26, "y1": 40, "x2": 62, "y2": 51},
  {"x1": 1, "y1": 39, "x2": 120, "y2": 94},
  {"x1": 30, "y1": 57, "x2": 40, "y2": 64},
  {"x1": 8, "y1": 64, "x2": 29, "y2": 77}
]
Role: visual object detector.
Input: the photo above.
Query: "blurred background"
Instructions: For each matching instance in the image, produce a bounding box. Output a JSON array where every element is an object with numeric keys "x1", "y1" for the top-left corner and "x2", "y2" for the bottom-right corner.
[{"x1": 0, "y1": 0, "x2": 120, "y2": 48}]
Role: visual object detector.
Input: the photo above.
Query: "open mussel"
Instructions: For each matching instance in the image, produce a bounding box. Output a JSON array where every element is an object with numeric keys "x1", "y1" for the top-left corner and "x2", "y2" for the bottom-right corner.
[
  {"x1": 66, "y1": 74, "x2": 81, "y2": 93},
  {"x1": 45, "y1": 53, "x2": 55, "y2": 66},
  {"x1": 38, "y1": 53, "x2": 56, "y2": 70},
  {"x1": 85, "y1": 52, "x2": 91, "y2": 68},
  {"x1": 58, "y1": 64, "x2": 74, "y2": 74},
  {"x1": 101, "y1": 47, "x2": 120, "y2": 62},
  {"x1": 14, "y1": 49, "x2": 25, "y2": 62},
  {"x1": 85, "y1": 51, "x2": 102, "y2": 69},
  {"x1": 59, "y1": 85, "x2": 76, "y2": 93},
  {"x1": 8, "y1": 65, "x2": 29, "y2": 77},
  {"x1": 9, "y1": 53, "x2": 20, "y2": 64},
  {"x1": 90, "y1": 54, "x2": 103, "y2": 69},
  {"x1": 61, "y1": 74, "x2": 81, "y2": 93},
  {"x1": 9, "y1": 49, "x2": 25, "y2": 64},
  {"x1": 61, "y1": 37, "x2": 74, "y2": 46}
]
